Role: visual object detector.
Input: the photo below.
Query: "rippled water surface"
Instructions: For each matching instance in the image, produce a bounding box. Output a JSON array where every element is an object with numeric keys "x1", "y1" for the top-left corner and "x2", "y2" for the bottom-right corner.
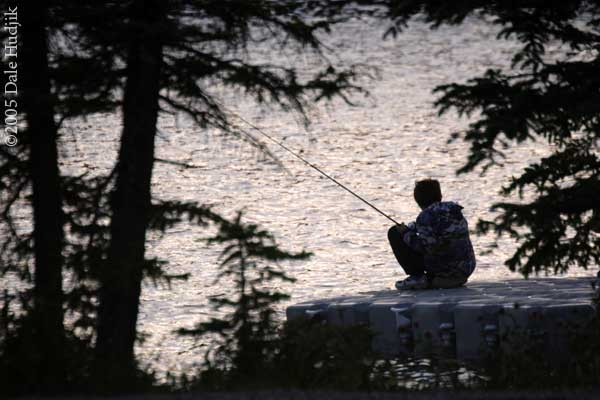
[{"x1": 58, "y1": 18, "x2": 593, "y2": 375}]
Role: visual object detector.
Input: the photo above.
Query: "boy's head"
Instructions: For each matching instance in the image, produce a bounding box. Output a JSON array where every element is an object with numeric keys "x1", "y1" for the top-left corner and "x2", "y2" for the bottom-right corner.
[{"x1": 414, "y1": 179, "x2": 442, "y2": 209}]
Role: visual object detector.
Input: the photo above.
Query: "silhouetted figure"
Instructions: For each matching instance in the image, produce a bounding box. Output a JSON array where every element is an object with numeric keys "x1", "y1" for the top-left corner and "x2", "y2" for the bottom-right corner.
[{"x1": 388, "y1": 179, "x2": 476, "y2": 290}]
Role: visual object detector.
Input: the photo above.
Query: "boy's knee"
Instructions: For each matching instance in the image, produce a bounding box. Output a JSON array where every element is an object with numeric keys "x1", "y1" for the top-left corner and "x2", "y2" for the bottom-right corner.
[{"x1": 387, "y1": 225, "x2": 399, "y2": 241}]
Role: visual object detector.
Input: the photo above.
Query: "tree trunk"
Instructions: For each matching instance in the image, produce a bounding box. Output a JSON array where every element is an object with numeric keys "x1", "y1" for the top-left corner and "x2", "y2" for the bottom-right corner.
[
  {"x1": 94, "y1": 0, "x2": 164, "y2": 389},
  {"x1": 21, "y1": 4, "x2": 66, "y2": 392}
]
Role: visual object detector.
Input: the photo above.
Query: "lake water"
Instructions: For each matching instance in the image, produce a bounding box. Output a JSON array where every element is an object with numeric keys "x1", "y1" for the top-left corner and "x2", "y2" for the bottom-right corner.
[{"x1": 57, "y1": 17, "x2": 594, "y2": 376}]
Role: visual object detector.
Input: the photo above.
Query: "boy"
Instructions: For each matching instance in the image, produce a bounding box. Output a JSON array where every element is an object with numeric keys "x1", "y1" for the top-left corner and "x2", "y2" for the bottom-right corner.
[{"x1": 387, "y1": 179, "x2": 476, "y2": 290}]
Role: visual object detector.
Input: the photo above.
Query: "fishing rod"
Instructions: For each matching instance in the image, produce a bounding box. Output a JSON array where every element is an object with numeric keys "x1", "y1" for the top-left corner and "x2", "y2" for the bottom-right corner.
[{"x1": 223, "y1": 108, "x2": 402, "y2": 226}]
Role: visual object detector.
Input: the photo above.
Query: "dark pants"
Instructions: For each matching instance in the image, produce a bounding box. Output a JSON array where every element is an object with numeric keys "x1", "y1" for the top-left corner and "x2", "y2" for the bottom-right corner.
[
  {"x1": 387, "y1": 226, "x2": 468, "y2": 288},
  {"x1": 387, "y1": 226, "x2": 425, "y2": 278}
]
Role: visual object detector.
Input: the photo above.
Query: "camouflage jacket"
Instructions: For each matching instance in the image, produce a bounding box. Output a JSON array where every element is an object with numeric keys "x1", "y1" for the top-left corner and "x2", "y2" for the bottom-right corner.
[{"x1": 402, "y1": 201, "x2": 476, "y2": 278}]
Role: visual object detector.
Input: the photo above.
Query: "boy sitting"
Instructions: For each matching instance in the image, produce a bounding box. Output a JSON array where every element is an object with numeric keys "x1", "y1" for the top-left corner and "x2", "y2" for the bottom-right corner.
[{"x1": 387, "y1": 179, "x2": 476, "y2": 290}]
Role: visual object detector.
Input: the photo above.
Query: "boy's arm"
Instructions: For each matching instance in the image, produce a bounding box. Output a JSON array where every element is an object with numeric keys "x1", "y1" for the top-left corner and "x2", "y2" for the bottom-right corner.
[
  {"x1": 394, "y1": 222, "x2": 413, "y2": 234},
  {"x1": 402, "y1": 221, "x2": 425, "y2": 252},
  {"x1": 402, "y1": 212, "x2": 438, "y2": 253}
]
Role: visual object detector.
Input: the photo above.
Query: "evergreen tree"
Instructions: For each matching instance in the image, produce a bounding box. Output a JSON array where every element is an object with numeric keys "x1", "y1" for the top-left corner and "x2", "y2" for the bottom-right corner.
[
  {"x1": 2, "y1": 1, "x2": 372, "y2": 393},
  {"x1": 20, "y1": 3, "x2": 66, "y2": 391},
  {"x1": 79, "y1": 1, "x2": 370, "y2": 388},
  {"x1": 1, "y1": 1, "x2": 121, "y2": 392},
  {"x1": 382, "y1": 0, "x2": 600, "y2": 276},
  {"x1": 178, "y1": 212, "x2": 309, "y2": 389}
]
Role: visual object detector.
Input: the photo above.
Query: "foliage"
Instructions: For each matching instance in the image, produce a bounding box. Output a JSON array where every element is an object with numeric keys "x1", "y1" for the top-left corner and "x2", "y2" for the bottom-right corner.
[
  {"x1": 52, "y1": 1, "x2": 373, "y2": 134},
  {"x1": 0, "y1": 170, "x2": 221, "y2": 394},
  {"x1": 382, "y1": 0, "x2": 600, "y2": 276},
  {"x1": 178, "y1": 212, "x2": 310, "y2": 389},
  {"x1": 274, "y1": 317, "x2": 376, "y2": 390},
  {"x1": 1, "y1": 0, "x2": 376, "y2": 393},
  {"x1": 482, "y1": 304, "x2": 600, "y2": 390}
]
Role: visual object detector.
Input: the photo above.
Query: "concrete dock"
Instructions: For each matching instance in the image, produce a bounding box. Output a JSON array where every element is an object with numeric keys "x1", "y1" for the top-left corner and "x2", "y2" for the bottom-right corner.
[{"x1": 286, "y1": 277, "x2": 597, "y2": 361}]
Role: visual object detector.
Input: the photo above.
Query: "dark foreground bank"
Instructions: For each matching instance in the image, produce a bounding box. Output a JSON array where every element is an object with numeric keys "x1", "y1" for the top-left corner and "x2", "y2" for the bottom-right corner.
[{"x1": 18, "y1": 390, "x2": 600, "y2": 400}]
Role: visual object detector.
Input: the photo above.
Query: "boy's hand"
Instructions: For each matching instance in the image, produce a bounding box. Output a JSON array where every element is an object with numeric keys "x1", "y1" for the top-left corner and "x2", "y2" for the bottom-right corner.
[{"x1": 395, "y1": 223, "x2": 408, "y2": 234}]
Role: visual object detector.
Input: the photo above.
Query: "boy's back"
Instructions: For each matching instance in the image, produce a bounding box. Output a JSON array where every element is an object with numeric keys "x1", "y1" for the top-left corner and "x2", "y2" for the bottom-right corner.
[{"x1": 403, "y1": 201, "x2": 476, "y2": 280}]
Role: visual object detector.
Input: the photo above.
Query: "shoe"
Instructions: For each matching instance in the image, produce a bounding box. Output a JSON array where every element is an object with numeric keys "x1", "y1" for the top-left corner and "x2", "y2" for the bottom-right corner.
[{"x1": 395, "y1": 275, "x2": 429, "y2": 290}]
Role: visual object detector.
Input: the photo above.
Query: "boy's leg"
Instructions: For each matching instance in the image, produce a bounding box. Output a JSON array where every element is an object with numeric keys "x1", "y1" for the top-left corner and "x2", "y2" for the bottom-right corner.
[{"x1": 387, "y1": 226, "x2": 425, "y2": 277}]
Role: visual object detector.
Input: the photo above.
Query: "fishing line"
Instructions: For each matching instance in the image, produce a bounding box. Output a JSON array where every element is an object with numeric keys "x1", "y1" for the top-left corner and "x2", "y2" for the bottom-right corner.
[{"x1": 221, "y1": 107, "x2": 401, "y2": 226}]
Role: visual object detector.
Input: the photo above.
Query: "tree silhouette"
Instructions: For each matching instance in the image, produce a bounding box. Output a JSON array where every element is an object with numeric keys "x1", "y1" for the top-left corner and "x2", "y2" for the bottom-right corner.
[
  {"x1": 2, "y1": 1, "x2": 373, "y2": 393},
  {"x1": 383, "y1": 0, "x2": 600, "y2": 276},
  {"x1": 78, "y1": 1, "x2": 372, "y2": 389},
  {"x1": 1, "y1": 1, "x2": 122, "y2": 392},
  {"x1": 178, "y1": 212, "x2": 308, "y2": 388}
]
